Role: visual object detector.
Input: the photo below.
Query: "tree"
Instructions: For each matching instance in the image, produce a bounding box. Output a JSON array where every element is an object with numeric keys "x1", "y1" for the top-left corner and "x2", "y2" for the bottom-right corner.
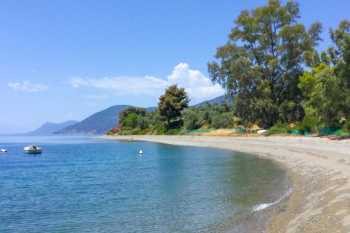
[
  {"x1": 158, "y1": 85, "x2": 189, "y2": 129},
  {"x1": 299, "y1": 63, "x2": 345, "y2": 128},
  {"x1": 183, "y1": 109, "x2": 201, "y2": 130},
  {"x1": 211, "y1": 112, "x2": 233, "y2": 129},
  {"x1": 328, "y1": 21, "x2": 350, "y2": 86},
  {"x1": 326, "y1": 21, "x2": 350, "y2": 118},
  {"x1": 119, "y1": 107, "x2": 147, "y2": 129},
  {"x1": 208, "y1": 0, "x2": 321, "y2": 128},
  {"x1": 299, "y1": 21, "x2": 350, "y2": 129}
]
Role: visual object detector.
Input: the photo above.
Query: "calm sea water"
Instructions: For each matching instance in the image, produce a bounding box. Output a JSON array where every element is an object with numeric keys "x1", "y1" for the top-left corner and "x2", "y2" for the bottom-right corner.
[{"x1": 0, "y1": 136, "x2": 287, "y2": 233}]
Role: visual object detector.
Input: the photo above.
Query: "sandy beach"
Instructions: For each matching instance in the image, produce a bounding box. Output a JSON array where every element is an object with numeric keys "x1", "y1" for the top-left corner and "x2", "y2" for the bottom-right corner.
[{"x1": 105, "y1": 135, "x2": 350, "y2": 233}]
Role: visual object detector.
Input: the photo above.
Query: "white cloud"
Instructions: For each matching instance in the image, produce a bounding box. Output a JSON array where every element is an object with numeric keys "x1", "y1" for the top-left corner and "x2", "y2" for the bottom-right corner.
[
  {"x1": 167, "y1": 63, "x2": 225, "y2": 102},
  {"x1": 8, "y1": 81, "x2": 48, "y2": 92},
  {"x1": 70, "y1": 63, "x2": 225, "y2": 103}
]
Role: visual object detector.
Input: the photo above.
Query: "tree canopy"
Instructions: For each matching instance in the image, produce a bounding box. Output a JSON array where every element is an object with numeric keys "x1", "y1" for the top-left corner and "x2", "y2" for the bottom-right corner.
[
  {"x1": 299, "y1": 63, "x2": 345, "y2": 128},
  {"x1": 208, "y1": 0, "x2": 321, "y2": 128},
  {"x1": 298, "y1": 20, "x2": 350, "y2": 131},
  {"x1": 118, "y1": 107, "x2": 147, "y2": 129},
  {"x1": 158, "y1": 85, "x2": 189, "y2": 129}
]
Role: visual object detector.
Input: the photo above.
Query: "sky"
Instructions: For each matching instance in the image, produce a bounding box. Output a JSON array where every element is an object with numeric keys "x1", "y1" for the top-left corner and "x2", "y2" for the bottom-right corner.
[{"x1": 1, "y1": 0, "x2": 349, "y2": 134}]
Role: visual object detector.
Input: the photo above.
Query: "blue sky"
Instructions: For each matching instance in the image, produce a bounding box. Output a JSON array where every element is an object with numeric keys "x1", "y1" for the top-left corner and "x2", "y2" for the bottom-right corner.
[{"x1": 1, "y1": 0, "x2": 349, "y2": 133}]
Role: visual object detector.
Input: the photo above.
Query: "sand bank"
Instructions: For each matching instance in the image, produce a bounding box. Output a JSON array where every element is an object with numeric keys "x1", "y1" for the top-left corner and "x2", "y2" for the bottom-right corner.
[{"x1": 105, "y1": 135, "x2": 350, "y2": 233}]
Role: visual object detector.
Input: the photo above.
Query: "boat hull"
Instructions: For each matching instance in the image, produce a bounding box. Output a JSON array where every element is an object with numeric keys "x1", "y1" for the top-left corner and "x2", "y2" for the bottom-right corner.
[{"x1": 24, "y1": 150, "x2": 42, "y2": 154}]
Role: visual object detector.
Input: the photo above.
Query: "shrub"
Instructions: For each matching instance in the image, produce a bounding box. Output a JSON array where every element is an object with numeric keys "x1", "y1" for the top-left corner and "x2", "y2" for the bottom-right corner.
[
  {"x1": 335, "y1": 129, "x2": 350, "y2": 137},
  {"x1": 151, "y1": 123, "x2": 167, "y2": 135},
  {"x1": 183, "y1": 109, "x2": 201, "y2": 130},
  {"x1": 267, "y1": 123, "x2": 289, "y2": 135},
  {"x1": 300, "y1": 115, "x2": 319, "y2": 133},
  {"x1": 342, "y1": 119, "x2": 350, "y2": 132},
  {"x1": 166, "y1": 128, "x2": 182, "y2": 135},
  {"x1": 211, "y1": 112, "x2": 233, "y2": 129}
]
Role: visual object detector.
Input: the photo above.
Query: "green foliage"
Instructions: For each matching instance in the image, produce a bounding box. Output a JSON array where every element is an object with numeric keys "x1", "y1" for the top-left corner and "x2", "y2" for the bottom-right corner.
[
  {"x1": 166, "y1": 128, "x2": 182, "y2": 135},
  {"x1": 211, "y1": 112, "x2": 233, "y2": 129},
  {"x1": 182, "y1": 104, "x2": 235, "y2": 130},
  {"x1": 116, "y1": 86, "x2": 189, "y2": 135},
  {"x1": 300, "y1": 115, "x2": 319, "y2": 133},
  {"x1": 119, "y1": 107, "x2": 147, "y2": 129},
  {"x1": 342, "y1": 119, "x2": 350, "y2": 132},
  {"x1": 266, "y1": 123, "x2": 289, "y2": 135},
  {"x1": 296, "y1": 21, "x2": 350, "y2": 134},
  {"x1": 328, "y1": 21, "x2": 350, "y2": 120},
  {"x1": 158, "y1": 85, "x2": 189, "y2": 129},
  {"x1": 335, "y1": 129, "x2": 350, "y2": 138},
  {"x1": 208, "y1": 0, "x2": 320, "y2": 128},
  {"x1": 183, "y1": 109, "x2": 201, "y2": 130},
  {"x1": 299, "y1": 63, "x2": 345, "y2": 128}
]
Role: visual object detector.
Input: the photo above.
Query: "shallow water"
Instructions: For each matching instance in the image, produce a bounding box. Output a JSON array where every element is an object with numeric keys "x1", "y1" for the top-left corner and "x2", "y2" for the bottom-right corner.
[{"x1": 0, "y1": 136, "x2": 288, "y2": 233}]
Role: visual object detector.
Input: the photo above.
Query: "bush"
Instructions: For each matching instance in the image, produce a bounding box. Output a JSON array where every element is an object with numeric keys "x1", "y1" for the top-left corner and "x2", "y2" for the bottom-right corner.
[
  {"x1": 211, "y1": 112, "x2": 233, "y2": 129},
  {"x1": 335, "y1": 129, "x2": 350, "y2": 137},
  {"x1": 183, "y1": 109, "x2": 201, "y2": 130},
  {"x1": 301, "y1": 115, "x2": 319, "y2": 133},
  {"x1": 342, "y1": 119, "x2": 350, "y2": 131},
  {"x1": 267, "y1": 123, "x2": 289, "y2": 135},
  {"x1": 151, "y1": 122, "x2": 167, "y2": 135},
  {"x1": 166, "y1": 128, "x2": 182, "y2": 135}
]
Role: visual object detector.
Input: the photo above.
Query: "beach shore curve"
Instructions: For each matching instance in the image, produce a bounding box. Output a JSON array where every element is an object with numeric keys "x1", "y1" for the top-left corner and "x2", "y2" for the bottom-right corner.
[{"x1": 104, "y1": 135, "x2": 350, "y2": 233}]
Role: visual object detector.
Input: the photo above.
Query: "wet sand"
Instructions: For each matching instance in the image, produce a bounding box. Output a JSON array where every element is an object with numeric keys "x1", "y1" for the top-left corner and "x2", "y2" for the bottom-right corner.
[{"x1": 105, "y1": 135, "x2": 350, "y2": 233}]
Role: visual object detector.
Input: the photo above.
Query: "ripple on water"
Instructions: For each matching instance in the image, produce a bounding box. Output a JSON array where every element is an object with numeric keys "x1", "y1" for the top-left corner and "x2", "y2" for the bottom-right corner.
[{"x1": 0, "y1": 136, "x2": 289, "y2": 233}]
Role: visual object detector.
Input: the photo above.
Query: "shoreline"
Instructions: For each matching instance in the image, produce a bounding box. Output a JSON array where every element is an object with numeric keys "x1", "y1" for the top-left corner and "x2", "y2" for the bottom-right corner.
[{"x1": 104, "y1": 135, "x2": 350, "y2": 233}]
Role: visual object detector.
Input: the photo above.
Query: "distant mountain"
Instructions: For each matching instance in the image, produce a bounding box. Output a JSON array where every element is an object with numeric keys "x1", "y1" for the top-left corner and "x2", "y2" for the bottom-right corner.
[
  {"x1": 145, "y1": 106, "x2": 157, "y2": 112},
  {"x1": 26, "y1": 121, "x2": 78, "y2": 136},
  {"x1": 194, "y1": 95, "x2": 233, "y2": 107},
  {"x1": 55, "y1": 105, "x2": 132, "y2": 135}
]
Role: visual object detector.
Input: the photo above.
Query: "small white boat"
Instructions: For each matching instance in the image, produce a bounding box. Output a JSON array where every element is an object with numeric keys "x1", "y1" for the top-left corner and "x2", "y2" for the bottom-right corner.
[
  {"x1": 24, "y1": 145, "x2": 42, "y2": 154},
  {"x1": 138, "y1": 149, "x2": 143, "y2": 155},
  {"x1": 0, "y1": 148, "x2": 7, "y2": 153}
]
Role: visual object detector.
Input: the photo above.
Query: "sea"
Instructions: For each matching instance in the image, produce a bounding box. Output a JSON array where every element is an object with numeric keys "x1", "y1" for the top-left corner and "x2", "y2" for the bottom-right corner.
[{"x1": 0, "y1": 136, "x2": 289, "y2": 233}]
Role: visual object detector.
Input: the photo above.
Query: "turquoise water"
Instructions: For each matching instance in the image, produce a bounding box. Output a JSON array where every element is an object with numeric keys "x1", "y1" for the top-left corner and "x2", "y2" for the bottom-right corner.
[{"x1": 0, "y1": 136, "x2": 287, "y2": 233}]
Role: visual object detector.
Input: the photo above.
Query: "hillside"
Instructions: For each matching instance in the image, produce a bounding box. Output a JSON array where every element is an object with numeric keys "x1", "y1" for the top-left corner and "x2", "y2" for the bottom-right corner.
[
  {"x1": 26, "y1": 121, "x2": 78, "y2": 136},
  {"x1": 55, "y1": 105, "x2": 131, "y2": 135},
  {"x1": 194, "y1": 95, "x2": 232, "y2": 107}
]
